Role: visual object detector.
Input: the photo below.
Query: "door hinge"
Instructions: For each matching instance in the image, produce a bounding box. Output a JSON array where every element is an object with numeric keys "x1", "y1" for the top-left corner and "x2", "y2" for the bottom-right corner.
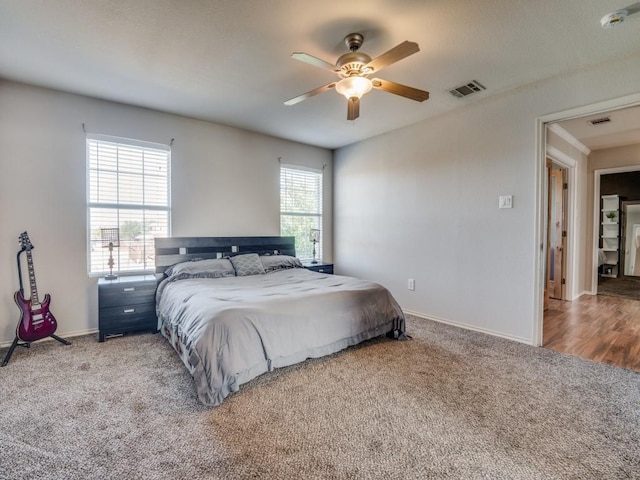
[
  {"x1": 562, "y1": 230, "x2": 567, "y2": 238},
  {"x1": 561, "y1": 278, "x2": 566, "y2": 285},
  {"x1": 563, "y1": 182, "x2": 568, "y2": 190}
]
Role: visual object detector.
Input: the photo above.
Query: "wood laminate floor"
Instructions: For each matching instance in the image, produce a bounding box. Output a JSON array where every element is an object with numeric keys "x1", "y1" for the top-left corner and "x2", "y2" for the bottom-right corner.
[{"x1": 544, "y1": 294, "x2": 640, "y2": 372}]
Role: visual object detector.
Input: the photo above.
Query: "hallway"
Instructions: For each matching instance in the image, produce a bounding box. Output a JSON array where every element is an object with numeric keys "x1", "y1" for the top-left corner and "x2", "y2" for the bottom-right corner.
[{"x1": 544, "y1": 294, "x2": 640, "y2": 372}]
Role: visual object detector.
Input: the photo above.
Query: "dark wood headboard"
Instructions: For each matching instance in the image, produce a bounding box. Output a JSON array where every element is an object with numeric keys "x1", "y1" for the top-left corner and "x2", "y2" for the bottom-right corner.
[{"x1": 154, "y1": 236, "x2": 296, "y2": 274}]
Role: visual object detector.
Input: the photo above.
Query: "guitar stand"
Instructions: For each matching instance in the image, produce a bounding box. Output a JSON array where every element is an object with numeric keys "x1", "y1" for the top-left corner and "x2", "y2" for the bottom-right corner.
[{"x1": 1, "y1": 247, "x2": 70, "y2": 367}]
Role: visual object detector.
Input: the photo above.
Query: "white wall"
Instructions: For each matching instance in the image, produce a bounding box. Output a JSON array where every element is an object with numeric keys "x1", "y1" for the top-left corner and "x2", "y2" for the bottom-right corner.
[
  {"x1": 0, "y1": 81, "x2": 332, "y2": 345},
  {"x1": 334, "y1": 55, "x2": 640, "y2": 344}
]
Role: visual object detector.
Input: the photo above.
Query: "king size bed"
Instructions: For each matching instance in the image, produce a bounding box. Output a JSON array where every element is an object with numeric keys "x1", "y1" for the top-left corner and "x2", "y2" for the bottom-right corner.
[{"x1": 154, "y1": 236, "x2": 406, "y2": 406}]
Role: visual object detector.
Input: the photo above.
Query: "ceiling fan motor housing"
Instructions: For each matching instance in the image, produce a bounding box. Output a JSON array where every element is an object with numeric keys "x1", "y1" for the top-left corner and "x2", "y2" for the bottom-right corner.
[{"x1": 336, "y1": 51, "x2": 373, "y2": 78}]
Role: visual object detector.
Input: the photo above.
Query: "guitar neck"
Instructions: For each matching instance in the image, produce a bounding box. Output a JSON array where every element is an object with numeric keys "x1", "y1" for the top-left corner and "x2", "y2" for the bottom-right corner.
[{"x1": 25, "y1": 249, "x2": 40, "y2": 305}]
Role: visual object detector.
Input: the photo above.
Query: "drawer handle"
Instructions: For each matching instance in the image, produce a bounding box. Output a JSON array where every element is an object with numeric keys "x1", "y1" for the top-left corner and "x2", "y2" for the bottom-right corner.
[
  {"x1": 318, "y1": 269, "x2": 325, "y2": 272},
  {"x1": 123, "y1": 287, "x2": 135, "y2": 292},
  {"x1": 123, "y1": 308, "x2": 135, "y2": 314}
]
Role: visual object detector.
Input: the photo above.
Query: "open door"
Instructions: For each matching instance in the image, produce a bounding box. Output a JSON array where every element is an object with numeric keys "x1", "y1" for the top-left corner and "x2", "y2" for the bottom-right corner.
[{"x1": 546, "y1": 159, "x2": 567, "y2": 302}]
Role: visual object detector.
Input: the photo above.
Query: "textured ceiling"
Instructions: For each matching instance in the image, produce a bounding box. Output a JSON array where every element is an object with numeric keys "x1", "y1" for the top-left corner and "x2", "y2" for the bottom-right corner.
[
  {"x1": 556, "y1": 104, "x2": 640, "y2": 151},
  {"x1": 1, "y1": 0, "x2": 639, "y2": 149}
]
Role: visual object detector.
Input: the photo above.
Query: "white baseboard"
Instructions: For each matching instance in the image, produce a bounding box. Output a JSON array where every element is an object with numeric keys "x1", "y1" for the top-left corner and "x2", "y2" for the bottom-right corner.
[
  {"x1": 403, "y1": 309, "x2": 533, "y2": 346},
  {"x1": 0, "y1": 328, "x2": 98, "y2": 348}
]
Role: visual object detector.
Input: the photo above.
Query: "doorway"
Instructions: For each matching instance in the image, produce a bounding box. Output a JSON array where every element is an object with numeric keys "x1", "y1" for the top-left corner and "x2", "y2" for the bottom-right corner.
[
  {"x1": 534, "y1": 92, "x2": 640, "y2": 348},
  {"x1": 545, "y1": 159, "x2": 566, "y2": 303}
]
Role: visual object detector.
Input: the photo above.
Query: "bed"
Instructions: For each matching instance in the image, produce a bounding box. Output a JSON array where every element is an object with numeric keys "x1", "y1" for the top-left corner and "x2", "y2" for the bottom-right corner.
[{"x1": 154, "y1": 236, "x2": 406, "y2": 406}]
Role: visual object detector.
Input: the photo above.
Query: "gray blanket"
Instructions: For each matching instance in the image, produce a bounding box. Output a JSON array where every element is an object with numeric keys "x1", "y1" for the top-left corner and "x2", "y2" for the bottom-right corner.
[{"x1": 156, "y1": 268, "x2": 405, "y2": 406}]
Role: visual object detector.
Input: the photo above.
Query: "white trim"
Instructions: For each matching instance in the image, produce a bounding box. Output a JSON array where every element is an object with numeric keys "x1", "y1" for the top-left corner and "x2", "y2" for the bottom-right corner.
[
  {"x1": 404, "y1": 310, "x2": 533, "y2": 345},
  {"x1": 535, "y1": 91, "x2": 640, "y2": 348},
  {"x1": 591, "y1": 164, "x2": 640, "y2": 294},
  {"x1": 86, "y1": 133, "x2": 171, "y2": 151},
  {"x1": 280, "y1": 162, "x2": 323, "y2": 174},
  {"x1": 546, "y1": 145, "x2": 577, "y2": 168},
  {"x1": 547, "y1": 124, "x2": 591, "y2": 156},
  {"x1": 538, "y1": 93, "x2": 640, "y2": 124},
  {"x1": 0, "y1": 328, "x2": 98, "y2": 348},
  {"x1": 533, "y1": 118, "x2": 546, "y2": 347}
]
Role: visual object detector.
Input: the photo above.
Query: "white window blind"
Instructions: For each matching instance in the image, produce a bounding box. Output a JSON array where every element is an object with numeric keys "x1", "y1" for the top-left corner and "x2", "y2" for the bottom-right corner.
[
  {"x1": 280, "y1": 165, "x2": 323, "y2": 260},
  {"x1": 87, "y1": 136, "x2": 170, "y2": 275}
]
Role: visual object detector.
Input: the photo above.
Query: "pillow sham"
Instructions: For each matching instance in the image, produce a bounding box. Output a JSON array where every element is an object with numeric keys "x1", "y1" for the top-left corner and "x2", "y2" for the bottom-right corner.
[
  {"x1": 230, "y1": 253, "x2": 265, "y2": 276},
  {"x1": 166, "y1": 258, "x2": 236, "y2": 281},
  {"x1": 260, "y1": 254, "x2": 303, "y2": 273}
]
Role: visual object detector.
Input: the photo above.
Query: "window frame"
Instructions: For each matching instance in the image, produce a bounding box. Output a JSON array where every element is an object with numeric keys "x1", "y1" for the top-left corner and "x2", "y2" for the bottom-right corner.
[
  {"x1": 279, "y1": 164, "x2": 323, "y2": 261},
  {"x1": 86, "y1": 134, "x2": 172, "y2": 277}
]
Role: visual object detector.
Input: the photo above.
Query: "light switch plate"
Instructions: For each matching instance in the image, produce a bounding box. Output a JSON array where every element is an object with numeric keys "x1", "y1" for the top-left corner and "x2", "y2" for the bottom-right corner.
[{"x1": 499, "y1": 195, "x2": 513, "y2": 209}]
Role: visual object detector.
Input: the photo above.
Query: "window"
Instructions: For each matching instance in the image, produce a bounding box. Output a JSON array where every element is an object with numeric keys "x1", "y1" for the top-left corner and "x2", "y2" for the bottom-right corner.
[
  {"x1": 87, "y1": 135, "x2": 170, "y2": 275},
  {"x1": 280, "y1": 165, "x2": 323, "y2": 261}
]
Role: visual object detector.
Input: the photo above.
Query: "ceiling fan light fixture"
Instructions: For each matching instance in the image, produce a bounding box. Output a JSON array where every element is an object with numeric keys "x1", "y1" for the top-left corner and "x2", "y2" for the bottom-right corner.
[{"x1": 335, "y1": 76, "x2": 372, "y2": 100}]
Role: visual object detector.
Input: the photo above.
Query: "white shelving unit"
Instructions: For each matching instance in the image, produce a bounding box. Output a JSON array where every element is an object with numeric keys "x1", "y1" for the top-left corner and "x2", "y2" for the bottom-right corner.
[{"x1": 601, "y1": 194, "x2": 620, "y2": 278}]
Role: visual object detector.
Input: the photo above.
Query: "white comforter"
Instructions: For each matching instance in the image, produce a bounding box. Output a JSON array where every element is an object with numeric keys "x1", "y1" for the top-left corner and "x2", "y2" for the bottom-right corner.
[{"x1": 156, "y1": 268, "x2": 405, "y2": 406}]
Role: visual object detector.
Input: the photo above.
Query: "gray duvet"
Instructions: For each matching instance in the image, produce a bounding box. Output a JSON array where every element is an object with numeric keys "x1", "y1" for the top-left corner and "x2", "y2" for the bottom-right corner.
[{"x1": 156, "y1": 268, "x2": 405, "y2": 406}]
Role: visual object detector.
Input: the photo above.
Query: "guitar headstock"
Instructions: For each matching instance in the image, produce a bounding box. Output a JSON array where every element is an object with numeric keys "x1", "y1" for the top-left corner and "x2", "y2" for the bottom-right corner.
[{"x1": 19, "y1": 231, "x2": 34, "y2": 251}]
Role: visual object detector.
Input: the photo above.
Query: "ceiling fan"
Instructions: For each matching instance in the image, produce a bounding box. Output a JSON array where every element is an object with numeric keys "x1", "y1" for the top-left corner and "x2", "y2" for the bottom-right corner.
[
  {"x1": 600, "y1": 2, "x2": 640, "y2": 27},
  {"x1": 284, "y1": 33, "x2": 429, "y2": 121}
]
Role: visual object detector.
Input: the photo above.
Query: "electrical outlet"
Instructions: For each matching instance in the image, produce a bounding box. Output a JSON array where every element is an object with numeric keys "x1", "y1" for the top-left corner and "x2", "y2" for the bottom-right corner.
[{"x1": 408, "y1": 278, "x2": 415, "y2": 291}]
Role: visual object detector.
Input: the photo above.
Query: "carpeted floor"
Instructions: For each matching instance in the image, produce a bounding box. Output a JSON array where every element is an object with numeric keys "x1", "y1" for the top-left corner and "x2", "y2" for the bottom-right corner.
[{"x1": 0, "y1": 315, "x2": 639, "y2": 479}]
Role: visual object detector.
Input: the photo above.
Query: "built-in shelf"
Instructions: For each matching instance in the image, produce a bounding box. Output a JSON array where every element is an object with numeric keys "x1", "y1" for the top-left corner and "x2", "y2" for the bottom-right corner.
[{"x1": 600, "y1": 195, "x2": 620, "y2": 278}]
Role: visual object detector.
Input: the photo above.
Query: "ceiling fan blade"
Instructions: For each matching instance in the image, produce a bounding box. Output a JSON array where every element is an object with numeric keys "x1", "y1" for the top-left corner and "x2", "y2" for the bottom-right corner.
[
  {"x1": 364, "y1": 41, "x2": 420, "y2": 74},
  {"x1": 291, "y1": 52, "x2": 339, "y2": 72},
  {"x1": 371, "y1": 78, "x2": 429, "y2": 102},
  {"x1": 347, "y1": 97, "x2": 360, "y2": 121},
  {"x1": 626, "y1": 2, "x2": 640, "y2": 15},
  {"x1": 284, "y1": 82, "x2": 336, "y2": 106}
]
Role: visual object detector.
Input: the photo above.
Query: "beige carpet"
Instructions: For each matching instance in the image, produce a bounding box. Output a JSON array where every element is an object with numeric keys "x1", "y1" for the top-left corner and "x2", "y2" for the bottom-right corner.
[{"x1": 0, "y1": 315, "x2": 638, "y2": 479}]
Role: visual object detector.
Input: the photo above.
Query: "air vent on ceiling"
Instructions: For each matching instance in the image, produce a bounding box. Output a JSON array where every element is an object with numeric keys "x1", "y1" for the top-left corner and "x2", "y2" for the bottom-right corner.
[
  {"x1": 588, "y1": 116, "x2": 612, "y2": 126},
  {"x1": 449, "y1": 80, "x2": 486, "y2": 98}
]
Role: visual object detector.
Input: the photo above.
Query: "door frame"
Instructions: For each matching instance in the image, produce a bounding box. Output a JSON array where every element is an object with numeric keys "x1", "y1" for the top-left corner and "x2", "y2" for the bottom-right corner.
[
  {"x1": 592, "y1": 166, "x2": 640, "y2": 293},
  {"x1": 621, "y1": 200, "x2": 640, "y2": 277},
  {"x1": 545, "y1": 153, "x2": 576, "y2": 301},
  {"x1": 533, "y1": 92, "x2": 640, "y2": 347}
]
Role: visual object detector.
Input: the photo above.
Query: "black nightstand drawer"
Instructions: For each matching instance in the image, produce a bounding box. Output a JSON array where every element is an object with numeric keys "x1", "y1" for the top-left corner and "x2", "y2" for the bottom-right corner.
[
  {"x1": 99, "y1": 283, "x2": 156, "y2": 308},
  {"x1": 100, "y1": 314, "x2": 156, "y2": 334},
  {"x1": 100, "y1": 302, "x2": 156, "y2": 322},
  {"x1": 304, "y1": 263, "x2": 334, "y2": 274}
]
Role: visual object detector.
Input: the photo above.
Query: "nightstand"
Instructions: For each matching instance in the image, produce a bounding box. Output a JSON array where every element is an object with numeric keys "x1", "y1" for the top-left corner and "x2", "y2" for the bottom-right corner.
[
  {"x1": 303, "y1": 262, "x2": 334, "y2": 274},
  {"x1": 98, "y1": 275, "x2": 158, "y2": 342}
]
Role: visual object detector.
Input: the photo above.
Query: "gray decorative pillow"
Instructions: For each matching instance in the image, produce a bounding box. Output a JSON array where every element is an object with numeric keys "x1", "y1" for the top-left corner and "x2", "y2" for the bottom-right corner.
[
  {"x1": 230, "y1": 253, "x2": 266, "y2": 276},
  {"x1": 166, "y1": 258, "x2": 236, "y2": 281},
  {"x1": 260, "y1": 255, "x2": 303, "y2": 273}
]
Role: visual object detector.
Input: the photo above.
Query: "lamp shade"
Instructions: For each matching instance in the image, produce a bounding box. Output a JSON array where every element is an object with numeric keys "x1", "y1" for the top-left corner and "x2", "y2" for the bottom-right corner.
[
  {"x1": 309, "y1": 228, "x2": 320, "y2": 243},
  {"x1": 335, "y1": 76, "x2": 372, "y2": 100}
]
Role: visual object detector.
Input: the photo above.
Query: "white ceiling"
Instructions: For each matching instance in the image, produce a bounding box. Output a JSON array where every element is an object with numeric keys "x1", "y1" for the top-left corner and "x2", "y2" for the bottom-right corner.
[
  {"x1": 555, "y1": 104, "x2": 640, "y2": 151},
  {"x1": 1, "y1": 0, "x2": 639, "y2": 149}
]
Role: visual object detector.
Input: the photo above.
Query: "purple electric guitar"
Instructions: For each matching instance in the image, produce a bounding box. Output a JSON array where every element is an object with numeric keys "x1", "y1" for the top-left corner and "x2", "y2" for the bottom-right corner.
[{"x1": 14, "y1": 232, "x2": 58, "y2": 342}]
